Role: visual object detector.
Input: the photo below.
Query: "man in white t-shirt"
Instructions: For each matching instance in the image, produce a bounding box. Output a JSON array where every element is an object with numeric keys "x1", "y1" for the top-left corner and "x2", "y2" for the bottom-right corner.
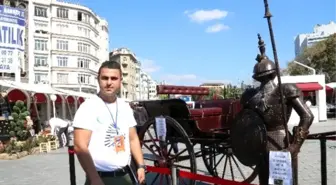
[{"x1": 73, "y1": 61, "x2": 145, "y2": 185}]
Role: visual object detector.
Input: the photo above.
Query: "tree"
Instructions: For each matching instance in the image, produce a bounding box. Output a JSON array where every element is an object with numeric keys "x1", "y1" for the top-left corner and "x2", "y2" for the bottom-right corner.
[
  {"x1": 286, "y1": 34, "x2": 336, "y2": 83},
  {"x1": 9, "y1": 100, "x2": 30, "y2": 141}
]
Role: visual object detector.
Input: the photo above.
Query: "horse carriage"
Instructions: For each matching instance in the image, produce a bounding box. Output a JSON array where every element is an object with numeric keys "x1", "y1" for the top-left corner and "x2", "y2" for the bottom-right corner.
[{"x1": 132, "y1": 85, "x2": 259, "y2": 185}]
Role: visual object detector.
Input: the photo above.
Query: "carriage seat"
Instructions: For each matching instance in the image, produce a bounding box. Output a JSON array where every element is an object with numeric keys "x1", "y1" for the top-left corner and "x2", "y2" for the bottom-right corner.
[{"x1": 189, "y1": 108, "x2": 222, "y2": 132}]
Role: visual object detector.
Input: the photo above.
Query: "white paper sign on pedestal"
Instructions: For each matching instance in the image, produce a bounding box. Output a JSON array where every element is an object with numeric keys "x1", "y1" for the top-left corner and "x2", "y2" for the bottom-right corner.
[
  {"x1": 155, "y1": 116, "x2": 167, "y2": 139},
  {"x1": 268, "y1": 151, "x2": 293, "y2": 185}
]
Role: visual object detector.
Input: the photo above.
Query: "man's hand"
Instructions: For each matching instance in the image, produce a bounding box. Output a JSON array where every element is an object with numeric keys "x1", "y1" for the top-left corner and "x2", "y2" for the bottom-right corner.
[{"x1": 137, "y1": 168, "x2": 146, "y2": 184}]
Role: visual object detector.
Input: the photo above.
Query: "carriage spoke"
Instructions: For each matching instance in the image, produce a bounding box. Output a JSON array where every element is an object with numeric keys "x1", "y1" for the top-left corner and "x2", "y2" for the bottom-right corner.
[
  {"x1": 167, "y1": 144, "x2": 174, "y2": 156},
  {"x1": 146, "y1": 129, "x2": 163, "y2": 155},
  {"x1": 228, "y1": 156, "x2": 235, "y2": 181},
  {"x1": 221, "y1": 156, "x2": 228, "y2": 179},
  {"x1": 213, "y1": 154, "x2": 225, "y2": 170},
  {"x1": 142, "y1": 142, "x2": 160, "y2": 158},
  {"x1": 168, "y1": 147, "x2": 188, "y2": 162},
  {"x1": 231, "y1": 155, "x2": 246, "y2": 179}
]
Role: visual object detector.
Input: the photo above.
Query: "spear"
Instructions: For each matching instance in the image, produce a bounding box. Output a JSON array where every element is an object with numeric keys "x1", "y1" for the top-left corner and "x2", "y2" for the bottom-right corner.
[{"x1": 262, "y1": 0, "x2": 290, "y2": 147}]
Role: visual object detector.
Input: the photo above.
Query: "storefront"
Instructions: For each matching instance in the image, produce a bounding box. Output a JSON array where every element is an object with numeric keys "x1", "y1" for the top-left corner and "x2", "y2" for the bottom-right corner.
[{"x1": 275, "y1": 74, "x2": 327, "y2": 125}]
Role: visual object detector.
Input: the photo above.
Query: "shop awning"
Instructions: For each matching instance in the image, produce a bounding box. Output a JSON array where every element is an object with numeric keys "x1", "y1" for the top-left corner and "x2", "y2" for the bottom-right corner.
[{"x1": 296, "y1": 82, "x2": 323, "y2": 91}]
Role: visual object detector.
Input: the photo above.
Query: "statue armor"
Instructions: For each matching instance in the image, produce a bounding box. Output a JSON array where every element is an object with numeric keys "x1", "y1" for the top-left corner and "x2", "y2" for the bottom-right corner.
[{"x1": 232, "y1": 34, "x2": 314, "y2": 185}]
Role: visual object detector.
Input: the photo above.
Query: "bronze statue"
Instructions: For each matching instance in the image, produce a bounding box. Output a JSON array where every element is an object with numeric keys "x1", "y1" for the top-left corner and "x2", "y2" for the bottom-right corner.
[
  {"x1": 232, "y1": 0, "x2": 314, "y2": 184},
  {"x1": 231, "y1": 34, "x2": 314, "y2": 185}
]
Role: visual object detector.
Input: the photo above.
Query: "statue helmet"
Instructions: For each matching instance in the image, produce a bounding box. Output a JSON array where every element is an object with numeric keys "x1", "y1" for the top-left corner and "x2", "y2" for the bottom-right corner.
[{"x1": 252, "y1": 34, "x2": 276, "y2": 81}]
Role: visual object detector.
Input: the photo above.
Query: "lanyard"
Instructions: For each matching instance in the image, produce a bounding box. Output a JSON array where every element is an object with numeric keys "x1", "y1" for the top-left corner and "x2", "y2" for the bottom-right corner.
[{"x1": 103, "y1": 98, "x2": 119, "y2": 135}]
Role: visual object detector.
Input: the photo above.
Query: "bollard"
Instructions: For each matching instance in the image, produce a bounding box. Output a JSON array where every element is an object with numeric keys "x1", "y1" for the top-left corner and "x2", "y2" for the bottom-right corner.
[
  {"x1": 68, "y1": 129, "x2": 77, "y2": 185},
  {"x1": 171, "y1": 165, "x2": 178, "y2": 185},
  {"x1": 320, "y1": 138, "x2": 327, "y2": 185}
]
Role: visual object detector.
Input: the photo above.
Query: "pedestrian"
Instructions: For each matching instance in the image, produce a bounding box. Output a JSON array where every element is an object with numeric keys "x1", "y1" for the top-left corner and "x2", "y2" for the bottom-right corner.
[
  {"x1": 73, "y1": 60, "x2": 146, "y2": 185},
  {"x1": 48, "y1": 117, "x2": 70, "y2": 147}
]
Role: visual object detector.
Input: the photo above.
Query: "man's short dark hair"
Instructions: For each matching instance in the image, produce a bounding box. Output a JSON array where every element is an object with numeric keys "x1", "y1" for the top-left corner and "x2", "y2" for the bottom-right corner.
[{"x1": 98, "y1": 60, "x2": 122, "y2": 78}]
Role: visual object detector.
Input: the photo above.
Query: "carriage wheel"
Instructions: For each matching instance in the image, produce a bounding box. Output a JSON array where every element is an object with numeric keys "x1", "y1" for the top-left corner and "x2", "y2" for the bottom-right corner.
[
  {"x1": 201, "y1": 143, "x2": 258, "y2": 183},
  {"x1": 138, "y1": 116, "x2": 197, "y2": 185}
]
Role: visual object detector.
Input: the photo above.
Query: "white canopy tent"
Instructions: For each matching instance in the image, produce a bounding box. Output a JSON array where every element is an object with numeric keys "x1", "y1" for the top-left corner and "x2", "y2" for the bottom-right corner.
[
  {"x1": 327, "y1": 82, "x2": 336, "y2": 88},
  {"x1": 0, "y1": 80, "x2": 21, "y2": 90},
  {"x1": 10, "y1": 81, "x2": 63, "y2": 95},
  {"x1": 53, "y1": 88, "x2": 95, "y2": 99}
]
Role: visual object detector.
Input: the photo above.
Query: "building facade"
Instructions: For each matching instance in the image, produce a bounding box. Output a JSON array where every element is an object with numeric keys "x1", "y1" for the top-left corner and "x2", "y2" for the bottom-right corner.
[
  {"x1": 136, "y1": 71, "x2": 158, "y2": 100},
  {"x1": 109, "y1": 47, "x2": 158, "y2": 101},
  {"x1": 0, "y1": 0, "x2": 29, "y2": 81},
  {"x1": 1, "y1": 0, "x2": 109, "y2": 94},
  {"x1": 109, "y1": 48, "x2": 139, "y2": 100},
  {"x1": 294, "y1": 21, "x2": 336, "y2": 56}
]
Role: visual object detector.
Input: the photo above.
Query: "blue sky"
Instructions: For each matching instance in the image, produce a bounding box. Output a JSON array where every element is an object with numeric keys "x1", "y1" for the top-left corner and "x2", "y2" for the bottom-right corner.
[{"x1": 74, "y1": 0, "x2": 335, "y2": 86}]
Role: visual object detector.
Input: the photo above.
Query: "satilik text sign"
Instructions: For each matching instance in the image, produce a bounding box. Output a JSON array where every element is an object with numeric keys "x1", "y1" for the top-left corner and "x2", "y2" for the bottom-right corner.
[{"x1": 0, "y1": 5, "x2": 25, "y2": 73}]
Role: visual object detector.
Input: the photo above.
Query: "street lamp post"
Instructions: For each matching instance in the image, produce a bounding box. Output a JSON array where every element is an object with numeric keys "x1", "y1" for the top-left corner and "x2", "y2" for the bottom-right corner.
[
  {"x1": 50, "y1": 94, "x2": 57, "y2": 118},
  {"x1": 293, "y1": 60, "x2": 316, "y2": 75}
]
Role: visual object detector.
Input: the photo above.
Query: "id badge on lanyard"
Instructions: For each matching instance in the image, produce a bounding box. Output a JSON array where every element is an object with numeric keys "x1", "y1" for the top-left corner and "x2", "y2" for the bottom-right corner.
[{"x1": 105, "y1": 100, "x2": 125, "y2": 153}]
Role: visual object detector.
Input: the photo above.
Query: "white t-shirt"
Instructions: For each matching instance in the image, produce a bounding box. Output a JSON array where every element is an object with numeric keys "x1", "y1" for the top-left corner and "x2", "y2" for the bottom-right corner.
[{"x1": 72, "y1": 95, "x2": 137, "y2": 172}]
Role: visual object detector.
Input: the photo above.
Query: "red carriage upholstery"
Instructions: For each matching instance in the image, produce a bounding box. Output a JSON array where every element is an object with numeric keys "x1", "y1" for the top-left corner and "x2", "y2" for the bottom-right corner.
[
  {"x1": 196, "y1": 99, "x2": 241, "y2": 129},
  {"x1": 156, "y1": 85, "x2": 209, "y2": 95},
  {"x1": 189, "y1": 107, "x2": 223, "y2": 132}
]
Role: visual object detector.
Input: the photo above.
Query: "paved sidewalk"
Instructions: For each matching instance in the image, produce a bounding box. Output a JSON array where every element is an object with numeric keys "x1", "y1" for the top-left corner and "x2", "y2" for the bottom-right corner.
[{"x1": 0, "y1": 120, "x2": 334, "y2": 185}]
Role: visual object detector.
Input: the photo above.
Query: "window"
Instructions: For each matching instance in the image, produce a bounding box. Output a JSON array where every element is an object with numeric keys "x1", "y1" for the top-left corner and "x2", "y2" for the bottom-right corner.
[
  {"x1": 77, "y1": 42, "x2": 90, "y2": 54},
  {"x1": 56, "y1": 8, "x2": 68, "y2": 19},
  {"x1": 57, "y1": 57, "x2": 68, "y2": 67},
  {"x1": 101, "y1": 25, "x2": 108, "y2": 32},
  {"x1": 34, "y1": 56, "x2": 48, "y2": 67},
  {"x1": 56, "y1": 40, "x2": 68, "y2": 51},
  {"x1": 77, "y1": 12, "x2": 90, "y2": 23},
  {"x1": 77, "y1": 74, "x2": 90, "y2": 84},
  {"x1": 34, "y1": 73, "x2": 48, "y2": 83},
  {"x1": 56, "y1": 24, "x2": 68, "y2": 33},
  {"x1": 77, "y1": 58, "x2": 90, "y2": 68},
  {"x1": 57, "y1": 73, "x2": 68, "y2": 84},
  {"x1": 35, "y1": 39, "x2": 48, "y2": 51},
  {"x1": 34, "y1": 7, "x2": 47, "y2": 17},
  {"x1": 78, "y1": 26, "x2": 90, "y2": 38}
]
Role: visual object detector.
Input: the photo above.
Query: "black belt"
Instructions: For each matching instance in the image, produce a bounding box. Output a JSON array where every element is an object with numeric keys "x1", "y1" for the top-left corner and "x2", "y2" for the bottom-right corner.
[{"x1": 97, "y1": 168, "x2": 128, "y2": 177}]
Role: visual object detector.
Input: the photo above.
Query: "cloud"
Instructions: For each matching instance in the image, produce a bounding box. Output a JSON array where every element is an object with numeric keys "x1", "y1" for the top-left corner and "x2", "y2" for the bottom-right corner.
[
  {"x1": 138, "y1": 57, "x2": 161, "y2": 73},
  {"x1": 205, "y1": 23, "x2": 230, "y2": 33},
  {"x1": 184, "y1": 9, "x2": 229, "y2": 23}
]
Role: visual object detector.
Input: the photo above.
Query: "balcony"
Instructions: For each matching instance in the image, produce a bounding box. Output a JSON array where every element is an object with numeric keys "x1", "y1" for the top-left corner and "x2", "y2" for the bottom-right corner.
[
  {"x1": 122, "y1": 70, "x2": 129, "y2": 75},
  {"x1": 122, "y1": 61, "x2": 128, "y2": 67},
  {"x1": 34, "y1": 80, "x2": 49, "y2": 85},
  {"x1": 122, "y1": 80, "x2": 129, "y2": 85},
  {"x1": 34, "y1": 30, "x2": 49, "y2": 38},
  {"x1": 33, "y1": 64, "x2": 49, "y2": 71}
]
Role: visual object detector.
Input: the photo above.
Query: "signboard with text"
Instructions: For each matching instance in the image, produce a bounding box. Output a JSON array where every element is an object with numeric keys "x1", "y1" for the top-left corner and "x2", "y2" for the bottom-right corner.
[{"x1": 0, "y1": 5, "x2": 25, "y2": 73}]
